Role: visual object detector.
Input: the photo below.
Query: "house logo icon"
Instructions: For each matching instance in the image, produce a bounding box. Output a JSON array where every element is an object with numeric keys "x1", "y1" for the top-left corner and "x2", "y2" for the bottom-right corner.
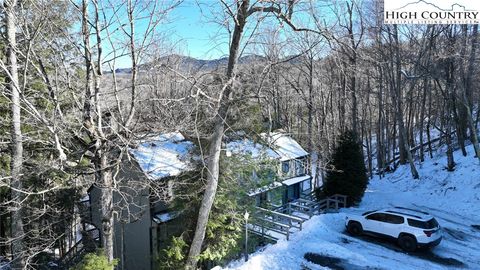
[{"x1": 384, "y1": 0, "x2": 480, "y2": 24}]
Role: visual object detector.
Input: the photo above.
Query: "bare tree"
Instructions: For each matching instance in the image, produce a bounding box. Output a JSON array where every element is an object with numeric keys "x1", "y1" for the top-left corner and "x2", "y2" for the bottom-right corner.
[
  {"x1": 4, "y1": 0, "x2": 26, "y2": 268},
  {"x1": 186, "y1": 0, "x2": 325, "y2": 268}
]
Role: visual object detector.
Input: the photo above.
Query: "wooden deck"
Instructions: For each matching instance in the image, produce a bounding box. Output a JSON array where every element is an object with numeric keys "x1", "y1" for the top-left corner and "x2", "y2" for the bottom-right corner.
[{"x1": 249, "y1": 194, "x2": 347, "y2": 242}]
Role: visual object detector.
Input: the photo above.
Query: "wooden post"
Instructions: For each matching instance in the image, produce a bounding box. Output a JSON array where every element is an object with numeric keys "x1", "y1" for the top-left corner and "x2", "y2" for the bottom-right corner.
[{"x1": 261, "y1": 223, "x2": 265, "y2": 241}]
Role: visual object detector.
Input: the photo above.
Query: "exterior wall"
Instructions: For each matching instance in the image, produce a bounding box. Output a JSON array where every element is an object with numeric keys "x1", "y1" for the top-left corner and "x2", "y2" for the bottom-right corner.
[
  {"x1": 255, "y1": 186, "x2": 284, "y2": 207},
  {"x1": 279, "y1": 155, "x2": 312, "y2": 203},
  {"x1": 89, "y1": 159, "x2": 153, "y2": 270},
  {"x1": 278, "y1": 156, "x2": 309, "y2": 180},
  {"x1": 283, "y1": 178, "x2": 312, "y2": 203},
  {"x1": 253, "y1": 155, "x2": 312, "y2": 206},
  {"x1": 113, "y1": 191, "x2": 151, "y2": 270}
]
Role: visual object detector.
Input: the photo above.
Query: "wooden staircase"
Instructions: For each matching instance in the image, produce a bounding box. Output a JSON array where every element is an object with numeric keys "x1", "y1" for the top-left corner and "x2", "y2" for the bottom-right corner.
[
  {"x1": 249, "y1": 194, "x2": 347, "y2": 242},
  {"x1": 58, "y1": 197, "x2": 101, "y2": 268},
  {"x1": 58, "y1": 228, "x2": 100, "y2": 268}
]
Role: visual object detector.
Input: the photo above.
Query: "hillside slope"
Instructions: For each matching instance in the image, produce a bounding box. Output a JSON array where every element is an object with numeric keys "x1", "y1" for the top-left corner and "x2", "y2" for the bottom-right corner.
[{"x1": 222, "y1": 145, "x2": 480, "y2": 270}]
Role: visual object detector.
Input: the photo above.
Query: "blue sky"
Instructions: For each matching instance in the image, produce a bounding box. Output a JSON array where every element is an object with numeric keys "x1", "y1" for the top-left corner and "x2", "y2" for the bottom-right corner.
[
  {"x1": 109, "y1": 1, "x2": 231, "y2": 68},
  {"x1": 109, "y1": 0, "x2": 334, "y2": 68},
  {"x1": 160, "y1": 1, "x2": 229, "y2": 60}
]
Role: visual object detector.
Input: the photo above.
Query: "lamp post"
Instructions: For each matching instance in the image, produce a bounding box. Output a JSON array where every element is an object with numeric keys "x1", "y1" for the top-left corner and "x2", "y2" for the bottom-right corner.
[{"x1": 244, "y1": 211, "x2": 249, "y2": 262}]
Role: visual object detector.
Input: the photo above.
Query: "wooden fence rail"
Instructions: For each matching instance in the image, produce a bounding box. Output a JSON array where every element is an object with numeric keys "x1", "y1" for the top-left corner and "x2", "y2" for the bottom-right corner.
[{"x1": 251, "y1": 194, "x2": 347, "y2": 242}]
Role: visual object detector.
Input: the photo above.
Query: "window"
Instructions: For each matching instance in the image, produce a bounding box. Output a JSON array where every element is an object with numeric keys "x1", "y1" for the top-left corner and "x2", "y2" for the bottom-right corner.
[
  {"x1": 259, "y1": 192, "x2": 268, "y2": 206},
  {"x1": 407, "y1": 218, "x2": 439, "y2": 229},
  {"x1": 268, "y1": 188, "x2": 283, "y2": 207},
  {"x1": 384, "y1": 214, "x2": 404, "y2": 224},
  {"x1": 302, "y1": 179, "x2": 311, "y2": 191},
  {"x1": 366, "y1": 213, "x2": 386, "y2": 222},
  {"x1": 295, "y1": 159, "x2": 306, "y2": 176},
  {"x1": 282, "y1": 161, "x2": 290, "y2": 174}
]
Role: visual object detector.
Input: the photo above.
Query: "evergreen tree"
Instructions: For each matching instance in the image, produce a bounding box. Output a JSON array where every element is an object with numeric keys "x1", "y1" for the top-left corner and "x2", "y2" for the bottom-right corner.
[{"x1": 322, "y1": 130, "x2": 368, "y2": 206}]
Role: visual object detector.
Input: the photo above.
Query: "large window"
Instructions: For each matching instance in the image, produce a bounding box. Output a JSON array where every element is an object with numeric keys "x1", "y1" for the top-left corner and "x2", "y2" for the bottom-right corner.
[
  {"x1": 302, "y1": 180, "x2": 311, "y2": 192},
  {"x1": 295, "y1": 159, "x2": 306, "y2": 176},
  {"x1": 282, "y1": 161, "x2": 290, "y2": 174}
]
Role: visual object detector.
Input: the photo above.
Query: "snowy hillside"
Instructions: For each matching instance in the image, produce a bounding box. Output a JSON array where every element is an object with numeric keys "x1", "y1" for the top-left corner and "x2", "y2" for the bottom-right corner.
[{"x1": 222, "y1": 145, "x2": 480, "y2": 270}]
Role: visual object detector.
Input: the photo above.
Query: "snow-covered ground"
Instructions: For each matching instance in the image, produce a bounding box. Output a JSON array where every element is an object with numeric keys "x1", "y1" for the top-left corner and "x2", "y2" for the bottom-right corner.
[{"x1": 222, "y1": 145, "x2": 480, "y2": 270}]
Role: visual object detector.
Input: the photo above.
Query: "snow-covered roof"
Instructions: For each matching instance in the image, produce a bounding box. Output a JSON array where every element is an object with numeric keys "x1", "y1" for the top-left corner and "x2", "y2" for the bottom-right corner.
[
  {"x1": 247, "y1": 181, "x2": 283, "y2": 196},
  {"x1": 281, "y1": 175, "x2": 311, "y2": 186},
  {"x1": 226, "y1": 131, "x2": 308, "y2": 162},
  {"x1": 226, "y1": 139, "x2": 279, "y2": 159},
  {"x1": 129, "y1": 131, "x2": 308, "y2": 181},
  {"x1": 129, "y1": 132, "x2": 195, "y2": 180},
  {"x1": 262, "y1": 132, "x2": 309, "y2": 161},
  {"x1": 152, "y1": 211, "x2": 180, "y2": 223}
]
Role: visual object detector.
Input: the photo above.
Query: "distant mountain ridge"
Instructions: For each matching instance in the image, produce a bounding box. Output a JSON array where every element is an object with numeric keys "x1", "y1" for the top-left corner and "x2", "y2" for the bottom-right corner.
[{"x1": 113, "y1": 54, "x2": 268, "y2": 74}]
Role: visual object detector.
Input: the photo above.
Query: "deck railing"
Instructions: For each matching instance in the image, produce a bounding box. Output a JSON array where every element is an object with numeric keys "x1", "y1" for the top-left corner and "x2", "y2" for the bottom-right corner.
[
  {"x1": 250, "y1": 194, "x2": 347, "y2": 242},
  {"x1": 59, "y1": 228, "x2": 100, "y2": 268}
]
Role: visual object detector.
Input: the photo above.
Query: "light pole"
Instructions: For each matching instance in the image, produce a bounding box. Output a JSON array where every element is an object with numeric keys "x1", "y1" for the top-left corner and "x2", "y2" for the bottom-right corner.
[{"x1": 244, "y1": 211, "x2": 249, "y2": 262}]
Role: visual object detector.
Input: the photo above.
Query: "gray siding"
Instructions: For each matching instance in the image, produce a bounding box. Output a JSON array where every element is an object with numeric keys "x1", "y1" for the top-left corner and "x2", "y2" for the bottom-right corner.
[{"x1": 89, "y1": 159, "x2": 153, "y2": 270}]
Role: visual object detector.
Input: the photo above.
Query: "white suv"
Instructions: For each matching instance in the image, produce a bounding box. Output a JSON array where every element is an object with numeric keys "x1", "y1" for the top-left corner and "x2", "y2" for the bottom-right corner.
[{"x1": 345, "y1": 207, "x2": 442, "y2": 251}]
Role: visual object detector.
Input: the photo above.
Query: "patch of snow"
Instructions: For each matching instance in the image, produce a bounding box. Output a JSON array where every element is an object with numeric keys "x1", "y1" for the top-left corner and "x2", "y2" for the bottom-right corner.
[
  {"x1": 282, "y1": 175, "x2": 311, "y2": 186},
  {"x1": 226, "y1": 139, "x2": 279, "y2": 159},
  {"x1": 263, "y1": 132, "x2": 309, "y2": 161},
  {"x1": 129, "y1": 132, "x2": 195, "y2": 180},
  {"x1": 247, "y1": 182, "x2": 283, "y2": 196}
]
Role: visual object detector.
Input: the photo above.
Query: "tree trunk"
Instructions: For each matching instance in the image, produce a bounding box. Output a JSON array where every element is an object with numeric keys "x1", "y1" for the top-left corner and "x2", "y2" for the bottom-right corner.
[
  {"x1": 345, "y1": 2, "x2": 359, "y2": 133},
  {"x1": 444, "y1": 26, "x2": 456, "y2": 171},
  {"x1": 98, "y1": 151, "x2": 114, "y2": 261},
  {"x1": 456, "y1": 25, "x2": 469, "y2": 156},
  {"x1": 307, "y1": 57, "x2": 315, "y2": 184},
  {"x1": 186, "y1": 1, "x2": 249, "y2": 268},
  {"x1": 426, "y1": 86, "x2": 434, "y2": 159},
  {"x1": 419, "y1": 79, "x2": 427, "y2": 162},
  {"x1": 377, "y1": 66, "x2": 385, "y2": 175},
  {"x1": 81, "y1": 0, "x2": 114, "y2": 263},
  {"x1": 463, "y1": 25, "x2": 480, "y2": 160},
  {"x1": 392, "y1": 25, "x2": 419, "y2": 179},
  {"x1": 5, "y1": 0, "x2": 26, "y2": 268}
]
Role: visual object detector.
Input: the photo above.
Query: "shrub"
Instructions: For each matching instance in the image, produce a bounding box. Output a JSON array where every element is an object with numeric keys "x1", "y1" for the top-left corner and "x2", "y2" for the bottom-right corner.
[{"x1": 73, "y1": 250, "x2": 118, "y2": 270}]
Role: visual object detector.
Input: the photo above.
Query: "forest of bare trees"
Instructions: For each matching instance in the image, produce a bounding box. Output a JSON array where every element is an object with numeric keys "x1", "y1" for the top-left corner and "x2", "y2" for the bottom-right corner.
[{"x1": 0, "y1": 0, "x2": 479, "y2": 269}]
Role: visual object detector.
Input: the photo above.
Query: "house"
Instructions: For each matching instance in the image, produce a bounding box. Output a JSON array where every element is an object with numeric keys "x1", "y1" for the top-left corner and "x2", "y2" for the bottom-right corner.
[
  {"x1": 226, "y1": 132, "x2": 312, "y2": 207},
  {"x1": 79, "y1": 131, "x2": 312, "y2": 270}
]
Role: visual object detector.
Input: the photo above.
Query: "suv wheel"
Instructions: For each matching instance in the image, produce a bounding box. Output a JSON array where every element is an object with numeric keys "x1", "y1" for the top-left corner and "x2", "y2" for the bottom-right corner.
[
  {"x1": 347, "y1": 221, "x2": 363, "y2": 236},
  {"x1": 398, "y1": 235, "x2": 417, "y2": 252}
]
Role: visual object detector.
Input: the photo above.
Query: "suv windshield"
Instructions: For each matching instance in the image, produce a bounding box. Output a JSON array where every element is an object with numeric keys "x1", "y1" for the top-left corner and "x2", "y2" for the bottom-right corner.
[{"x1": 407, "y1": 218, "x2": 439, "y2": 229}]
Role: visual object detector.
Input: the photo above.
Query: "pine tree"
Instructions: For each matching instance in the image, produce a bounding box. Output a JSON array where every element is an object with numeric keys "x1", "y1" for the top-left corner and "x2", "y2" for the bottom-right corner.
[{"x1": 323, "y1": 130, "x2": 368, "y2": 206}]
